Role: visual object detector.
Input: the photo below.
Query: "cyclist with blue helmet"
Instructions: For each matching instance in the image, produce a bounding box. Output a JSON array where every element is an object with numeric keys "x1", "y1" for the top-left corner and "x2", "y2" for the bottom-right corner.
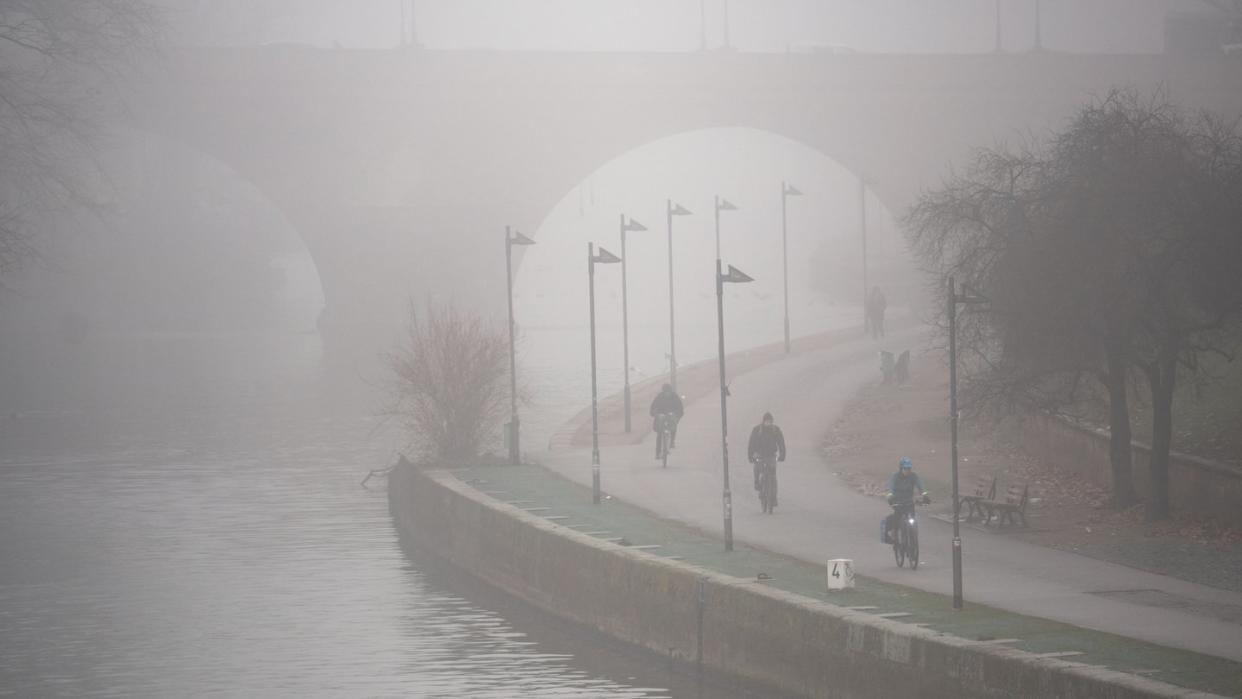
[{"x1": 883, "y1": 457, "x2": 929, "y2": 543}]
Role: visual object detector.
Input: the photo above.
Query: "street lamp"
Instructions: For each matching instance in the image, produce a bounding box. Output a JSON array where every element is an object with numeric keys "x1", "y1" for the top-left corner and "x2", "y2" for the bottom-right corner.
[
  {"x1": 994, "y1": 0, "x2": 1003, "y2": 53},
  {"x1": 619, "y1": 214, "x2": 648, "y2": 433},
  {"x1": 588, "y1": 242, "x2": 621, "y2": 504},
  {"x1": 665, "y1": 199, "x2": 695, "y2": 392},
  {"x1": 859, "y1": 175, "x2": 868, "y2": 333},
  {"x1": 714, "y1": 195, "x2": 738, "y2": 259},
  {"x1": 780, "y1": 181, "x2": 803, "y2": 354},
  {"x1": 717, "y1": 258, "x2": 754, "y2": 552},
  {"x1": 505, "y1": 226, "x2": 535, "y2": 465},
  {"x1": 408, "y1": 0, "x2": 421, "y2": 48},
  {"x1": 698, "y1": 0, "x2": 707, "y2": 51},
  {"x1": 948, "y1": 275, "x2": 987, "y2": 609},
  {"x1": 1033, "y1": 0, "x2": 1043, "y2": 52},
  {"x1": 666, "y1": 200, "x2": 692, "y2": 391}
]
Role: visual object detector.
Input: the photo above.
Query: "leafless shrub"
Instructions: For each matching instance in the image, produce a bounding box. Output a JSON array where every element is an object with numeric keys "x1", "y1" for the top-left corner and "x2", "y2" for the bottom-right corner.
[{"x1": 383, "y1": 301, "x2": 510, "y2": 462}]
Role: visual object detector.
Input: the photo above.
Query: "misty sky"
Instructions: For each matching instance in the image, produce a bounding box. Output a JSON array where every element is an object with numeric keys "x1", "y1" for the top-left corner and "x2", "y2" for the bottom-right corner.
[{"x1": 255, "y1": 0, "x2": 1179, "y2": 54}]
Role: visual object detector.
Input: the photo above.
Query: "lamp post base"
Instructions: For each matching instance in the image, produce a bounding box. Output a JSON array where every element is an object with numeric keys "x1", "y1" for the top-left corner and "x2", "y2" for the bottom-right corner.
[
  {"x1": 952, "y1": 536, "x2": 963, "y2": 609},
  {"x1": 508, "y1": 418, "x2": 520, "y2": 465},
  {"x1": 624, "y1": 385, "x2": 632, "y2": 433}
]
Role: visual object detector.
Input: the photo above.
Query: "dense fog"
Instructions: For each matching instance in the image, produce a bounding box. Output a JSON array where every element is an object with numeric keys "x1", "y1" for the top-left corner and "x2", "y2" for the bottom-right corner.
[{"x1": 2, "y1": 2, "x2": 1241, "y2": 697}]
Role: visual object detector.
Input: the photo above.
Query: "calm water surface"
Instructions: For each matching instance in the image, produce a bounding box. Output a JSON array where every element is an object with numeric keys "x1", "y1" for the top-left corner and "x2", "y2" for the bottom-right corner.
[{"x1": 0, "y1": 330, "x2": 762, "y2": 698}]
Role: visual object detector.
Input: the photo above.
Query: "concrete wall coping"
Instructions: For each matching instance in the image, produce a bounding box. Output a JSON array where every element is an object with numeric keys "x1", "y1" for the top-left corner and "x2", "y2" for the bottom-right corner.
[
  {"x1": 414, "y1": 464, "x2": 1226, "y2": 699},
  {"x1": 1049, "y1": 414, "x2": 1242, "y2": 481}
]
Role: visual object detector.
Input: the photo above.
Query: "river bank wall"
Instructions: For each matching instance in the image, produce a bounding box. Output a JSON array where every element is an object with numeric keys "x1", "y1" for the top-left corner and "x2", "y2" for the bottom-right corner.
[
  {"x1": 389, "y1": 459, "x2": 1217, "y2": 699},
  {"x1": 1018, "y1": 414, "x2": 1242, "y2": 528}
]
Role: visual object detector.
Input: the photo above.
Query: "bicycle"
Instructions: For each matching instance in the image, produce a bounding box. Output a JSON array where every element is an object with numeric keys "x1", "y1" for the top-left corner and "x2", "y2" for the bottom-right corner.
[
  {"x1": 889, "y1": 498, "x2": 928, "y2": 569},
  {"x1": 755, "y1": 455, "x2": 778, "y2": 514},
  {"x1": 654, "y1": 412, "x2": 677, "y2": 468}
]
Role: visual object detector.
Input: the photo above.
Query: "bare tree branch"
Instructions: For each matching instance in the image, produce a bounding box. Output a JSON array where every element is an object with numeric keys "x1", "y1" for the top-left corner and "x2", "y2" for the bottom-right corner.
[
  {"x1": 0, "y1": 0, "x2": 158, "y2": 284},
  {"x1": 903, "y1": 88, "x2": 1242, "y2": 517}
]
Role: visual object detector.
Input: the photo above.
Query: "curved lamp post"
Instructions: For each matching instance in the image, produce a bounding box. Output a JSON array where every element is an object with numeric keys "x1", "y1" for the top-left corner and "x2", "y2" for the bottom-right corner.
[
  {"x1": 505, "y1": 226, "x2": 535, "y2": 464},
  {"x1": 859, "y1": 175, "x2": 868, "y2": 333},
  {"x1": 780, "y1": 181, "x2": 802, "y2": 354},
  {"x1": 619, "y1": 214, "x2": 648, "y2": 433},
  {"x1": 588, "y1": 243, "x2": 621, "y2": 504},
  {"x1": 717, "y1": 259, "x2": 754, "y2": 551},
  {"x1": 948, "y1": 276, "x2": 988, "y2": 608},
  {"x1": 666, "y1": 200, "x2": 692, "y2": 390},
  {"x1": 714, "y1": 195, "x2": 738, "y2": 260}
]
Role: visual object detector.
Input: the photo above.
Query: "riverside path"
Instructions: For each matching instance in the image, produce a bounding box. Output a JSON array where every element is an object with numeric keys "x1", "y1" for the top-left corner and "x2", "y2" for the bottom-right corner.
[{"x1": 539, "y1": 327, "x2": 1242, "y2": 664}]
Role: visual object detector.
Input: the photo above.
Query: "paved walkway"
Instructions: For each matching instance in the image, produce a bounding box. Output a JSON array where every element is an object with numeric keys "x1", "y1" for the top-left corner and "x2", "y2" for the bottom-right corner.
[{"x1": 538, "y1": 328, "x2": 1242, "y2": 664}]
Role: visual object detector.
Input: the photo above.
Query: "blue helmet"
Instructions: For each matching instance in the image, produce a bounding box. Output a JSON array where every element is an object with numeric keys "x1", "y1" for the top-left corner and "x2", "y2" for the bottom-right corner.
[{"x1": 899, "y1": 457, "x2": 913, "y2": 470}]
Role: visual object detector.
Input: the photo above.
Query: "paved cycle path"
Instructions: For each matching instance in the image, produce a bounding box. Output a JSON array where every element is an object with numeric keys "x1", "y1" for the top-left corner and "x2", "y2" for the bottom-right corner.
[{"x1": 538, "y1": 328, "x2": 1242, "y2": 663}]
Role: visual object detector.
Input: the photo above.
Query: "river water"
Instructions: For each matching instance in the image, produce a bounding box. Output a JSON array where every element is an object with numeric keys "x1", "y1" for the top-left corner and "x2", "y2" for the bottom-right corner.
[{"x1": 0, "y1": 319, "x2": 803, "y2": 697}]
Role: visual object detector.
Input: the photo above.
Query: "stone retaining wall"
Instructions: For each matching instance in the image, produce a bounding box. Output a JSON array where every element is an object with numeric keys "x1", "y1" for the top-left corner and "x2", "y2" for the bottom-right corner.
[
  {"x1": 389, "y1": 459, "x2": 1220, "y2": 699},
  {"x1": 1018, "y1": 414, "x2": 1242, "y2": 527}
]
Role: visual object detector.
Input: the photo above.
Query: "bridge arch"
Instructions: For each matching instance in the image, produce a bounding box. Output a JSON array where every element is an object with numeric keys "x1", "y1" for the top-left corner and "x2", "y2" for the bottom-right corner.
[
  {"x1": 512, "y1": 127, "x2": 915, "y2": 388},
  {"x1": 516, "y1": 125, "x2": 907, "y2": 313},
  {"x1": 105, "y1": 127, "x2": 328, "y2": 336},
  {"x1": 136, "y1": 48, "x2": 1242, "y2": 353}
]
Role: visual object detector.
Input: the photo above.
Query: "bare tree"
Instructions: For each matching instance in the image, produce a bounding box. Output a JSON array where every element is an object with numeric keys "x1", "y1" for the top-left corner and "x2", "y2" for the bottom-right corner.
[
  {"x1": 0, "y1": 0, "x2": 158, "y2": 283},
  {"x1": 904, "y1": 140, "x2": 1143, "y2": 506},
  {"x1": 906, "y1": 90, "x2": 1242, "y2": 518},
  {"x1": 384, "y1": 301, "x2": 511, "y2": 462}
]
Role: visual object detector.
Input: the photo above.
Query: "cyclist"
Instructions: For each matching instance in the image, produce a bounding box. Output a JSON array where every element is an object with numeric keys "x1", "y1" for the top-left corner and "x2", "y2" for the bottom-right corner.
[
  {"x1": 649, "y1": 383, "x2": 684, "y2": 459},
  {"x1": 883, "y1": 457, "x2": 930, "y2": 543},
  {"x1": 747, "y1": 412, "x2": 786, "y2": 501}
]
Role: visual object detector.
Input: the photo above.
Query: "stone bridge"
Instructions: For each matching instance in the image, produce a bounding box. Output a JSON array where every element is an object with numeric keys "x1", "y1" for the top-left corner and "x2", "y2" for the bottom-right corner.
[{"x1": 131, "y1": 47, "x2": 1242, "y2": 350}]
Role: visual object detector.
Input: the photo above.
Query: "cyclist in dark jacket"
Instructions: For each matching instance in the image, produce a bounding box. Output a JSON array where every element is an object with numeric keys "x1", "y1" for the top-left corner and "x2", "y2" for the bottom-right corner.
[
  {"x1": 649, "y1": 384, "x2": 684, "y2": 457},
  {"x1": 747, "y1": 412, "x2": 786, "y2": 492}
]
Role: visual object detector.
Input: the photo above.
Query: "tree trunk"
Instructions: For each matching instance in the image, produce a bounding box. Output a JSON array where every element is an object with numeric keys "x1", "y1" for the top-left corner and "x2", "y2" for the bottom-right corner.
[
  {"x1": 1146, "y1": 354, "x2": 1177, "y2": 521},
  {"x1": 1104, "y1": 338, "x2": 1137, "y2": 508}
]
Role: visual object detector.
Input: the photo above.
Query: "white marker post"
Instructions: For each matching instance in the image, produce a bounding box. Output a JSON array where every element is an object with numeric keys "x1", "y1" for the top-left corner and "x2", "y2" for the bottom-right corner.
[{"x1": 827, "y1": 558, "x2": 855, "y2": 591}]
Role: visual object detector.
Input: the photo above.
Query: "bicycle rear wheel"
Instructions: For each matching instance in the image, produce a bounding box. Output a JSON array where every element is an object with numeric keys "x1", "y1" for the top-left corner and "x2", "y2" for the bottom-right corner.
[{"x1": 661, "y1": 431, "x2": 669, "y2": 468}]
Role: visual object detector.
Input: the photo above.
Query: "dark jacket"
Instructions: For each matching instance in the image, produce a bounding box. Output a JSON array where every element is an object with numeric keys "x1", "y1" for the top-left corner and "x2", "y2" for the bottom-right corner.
[
  {"x1": 649, "y1": 390, "x2": 684, "y2": 418},
  {"x1": 748, "y1": 423, "x2": 786, "y2": 462}
]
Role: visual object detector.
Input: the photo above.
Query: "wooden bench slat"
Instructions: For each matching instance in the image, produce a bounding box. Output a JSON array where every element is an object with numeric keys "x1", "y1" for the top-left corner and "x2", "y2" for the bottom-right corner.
[
  {"x1": 981, "y1": 483, "x2": 1029, "y2": 527},
  {"x1": 960, "y1": 474, "x2": 996, "y2": 522}
]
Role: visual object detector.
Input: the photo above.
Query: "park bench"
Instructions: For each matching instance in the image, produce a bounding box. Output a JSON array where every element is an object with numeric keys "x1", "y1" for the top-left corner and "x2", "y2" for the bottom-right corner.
[
  {"x1": 880, "y1": 349, "x2": 911, "y2": 384},
  {"x1": 982, "y1": 482, "x2": 1030, "y2": 528},
  {"x1": 894, "y1": 350, "x2": 910, "y2": 384},
  {"x1": 960, "y1": 474, "x2": 996, "y2": 522}
]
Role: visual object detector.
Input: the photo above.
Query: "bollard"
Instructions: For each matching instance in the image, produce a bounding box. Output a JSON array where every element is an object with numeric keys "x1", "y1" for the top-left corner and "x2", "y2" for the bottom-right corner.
[{"x1": 827, "y1": 558, "x2": 855, "y2": 591}]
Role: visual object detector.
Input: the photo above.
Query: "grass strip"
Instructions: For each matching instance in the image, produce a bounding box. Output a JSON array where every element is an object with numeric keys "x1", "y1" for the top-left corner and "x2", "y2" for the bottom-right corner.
[{"x1": 452, "y1": 463, "x2": 1242, "y2": 697}]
